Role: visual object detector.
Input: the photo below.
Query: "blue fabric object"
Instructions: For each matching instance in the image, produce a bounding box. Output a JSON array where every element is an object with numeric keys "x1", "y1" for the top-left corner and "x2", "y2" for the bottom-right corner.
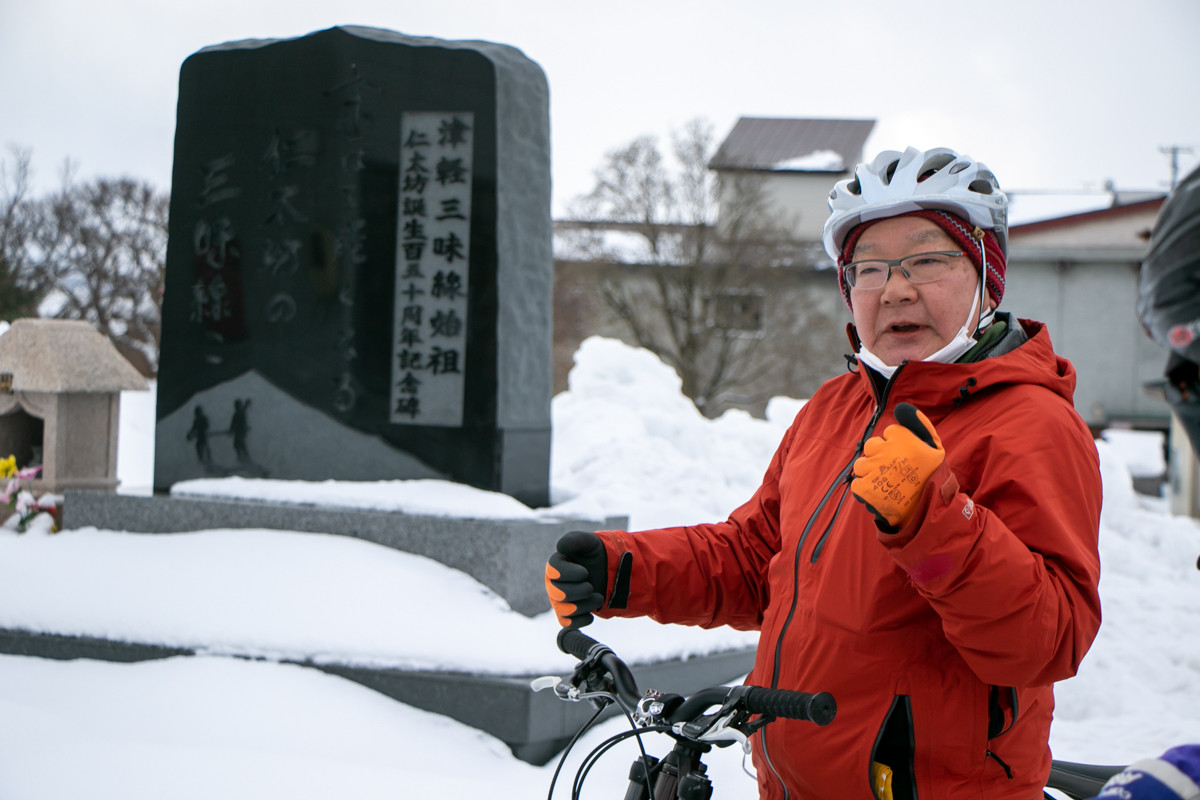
[{"x1": 1094, "y1": 745, "x2": 1200, "y2": 799}]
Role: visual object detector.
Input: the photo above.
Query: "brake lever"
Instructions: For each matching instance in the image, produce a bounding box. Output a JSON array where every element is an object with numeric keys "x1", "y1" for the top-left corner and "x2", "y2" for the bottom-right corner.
[
  {"x1": 530, "y1": 670, "x2": 618, "y2": 711},
  {"x1": 530, "y1": 675, "x2": 562, "y2": 693},
  {"x1": 671, "y1": 688, "x2": 767, "y2": 749},
  {"x1": 675, "y1": 709, "x2": 753, "y2": 750}
]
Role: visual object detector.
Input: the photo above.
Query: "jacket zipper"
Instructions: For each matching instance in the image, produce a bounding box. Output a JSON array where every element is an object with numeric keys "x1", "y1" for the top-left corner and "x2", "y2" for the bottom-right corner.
[
  {"x1": 809, "y1": 366, "x2": 901, "y2": 563},
  {"x1": 759, "y1": 365, "x2": 904, "y2": 796},
  {"x1": 808, "y1": 479, "x2": 853, "y2": 563}
]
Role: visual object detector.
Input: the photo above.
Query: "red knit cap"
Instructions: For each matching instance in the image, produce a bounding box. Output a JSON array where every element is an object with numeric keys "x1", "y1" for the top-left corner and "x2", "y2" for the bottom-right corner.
[{"x1": 837, "y1": 209, "x2": 1007, "y2": 309}]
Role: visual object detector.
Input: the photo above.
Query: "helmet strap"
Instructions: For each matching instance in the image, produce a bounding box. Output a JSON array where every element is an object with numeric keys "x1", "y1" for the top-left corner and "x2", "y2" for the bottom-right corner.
[{"x1": 972, "y1": 227, "x2": 995, "y2": 336}]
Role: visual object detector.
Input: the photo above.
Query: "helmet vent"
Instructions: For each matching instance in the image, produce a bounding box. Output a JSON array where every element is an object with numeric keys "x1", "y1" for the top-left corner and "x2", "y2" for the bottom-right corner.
[
  {"x1": 919, "y1": 154, "x2": 956, "y2": 182},
  {"x1": 882, "y1": 160, "x2": 899, "y2": 185},
  {"x1": 968, "y1": 178, "x2": 995, "y2": 195},
  {"x1": 949, "y1": 162, "x2": 970, "y2": 175}
]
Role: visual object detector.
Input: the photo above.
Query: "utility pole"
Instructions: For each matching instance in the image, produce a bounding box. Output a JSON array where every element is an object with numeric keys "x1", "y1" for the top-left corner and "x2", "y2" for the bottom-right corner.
[{"x1": 1160, "y1": 145, "x2": 1194, "y2": 189}]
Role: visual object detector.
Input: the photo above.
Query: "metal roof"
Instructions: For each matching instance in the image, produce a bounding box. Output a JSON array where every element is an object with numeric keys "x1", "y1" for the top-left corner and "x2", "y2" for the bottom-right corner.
[{"x1": 709, "y1": 117, "x2": 876, "y2": 173}]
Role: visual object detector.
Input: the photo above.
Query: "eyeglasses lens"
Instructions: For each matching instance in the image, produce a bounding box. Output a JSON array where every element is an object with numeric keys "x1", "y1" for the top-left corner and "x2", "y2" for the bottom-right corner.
[{"x1": 847, "y1": 252, "x2": 960, "y2": 290}]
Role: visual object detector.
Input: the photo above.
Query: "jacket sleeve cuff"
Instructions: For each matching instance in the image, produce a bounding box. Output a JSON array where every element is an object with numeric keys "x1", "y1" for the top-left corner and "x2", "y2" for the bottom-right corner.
[
  {"x1": 877, "y1": 463, "x2": 960, "y2": 547},
  {"x1": 596, "y1": 530, "x2": 634, "y2": 611}
]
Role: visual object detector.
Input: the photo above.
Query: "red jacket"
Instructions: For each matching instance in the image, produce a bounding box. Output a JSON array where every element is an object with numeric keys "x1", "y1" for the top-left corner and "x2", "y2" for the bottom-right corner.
[{"x1": 596, "y1": 319, "x2": 1102, "y2": 799}]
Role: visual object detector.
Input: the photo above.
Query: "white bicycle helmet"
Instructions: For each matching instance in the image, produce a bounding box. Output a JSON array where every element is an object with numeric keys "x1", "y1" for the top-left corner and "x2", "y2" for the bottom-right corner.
[{"x1": 822, "y1": 146, "x2": 1009, "y2": 262}]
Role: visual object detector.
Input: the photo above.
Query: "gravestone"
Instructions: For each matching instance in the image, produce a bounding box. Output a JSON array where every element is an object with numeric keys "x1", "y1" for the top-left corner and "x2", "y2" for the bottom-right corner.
[{"x1": 155, "y1": 26, "x2": 552, "y2": 506}]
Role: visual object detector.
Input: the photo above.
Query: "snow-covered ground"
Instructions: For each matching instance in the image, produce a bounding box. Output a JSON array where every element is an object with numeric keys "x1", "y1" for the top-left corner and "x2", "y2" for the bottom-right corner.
[{"x1": 0, "y1": 336, "x2": 1197, "y2": 799}]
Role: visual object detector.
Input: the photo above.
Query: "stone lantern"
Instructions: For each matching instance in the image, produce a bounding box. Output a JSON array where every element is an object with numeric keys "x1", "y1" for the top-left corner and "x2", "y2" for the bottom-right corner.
[{"x1": 0, "y1": 319, "x2": 148, "y2": 493}]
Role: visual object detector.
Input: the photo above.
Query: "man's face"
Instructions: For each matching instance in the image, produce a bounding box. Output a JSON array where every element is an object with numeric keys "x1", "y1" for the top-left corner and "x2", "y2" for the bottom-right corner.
[{"x1": 849, "y1": 216, "x2": 990, "y2": 365}]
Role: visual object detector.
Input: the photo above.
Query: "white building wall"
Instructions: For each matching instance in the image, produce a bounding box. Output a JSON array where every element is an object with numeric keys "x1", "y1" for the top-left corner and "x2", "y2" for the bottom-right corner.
[
  {"x1": 1001, "y1": 257, "x2": 1170, "y2": 427},
  {"x1": 760, "y1": 173, "x2": 843, "y2": 241}
]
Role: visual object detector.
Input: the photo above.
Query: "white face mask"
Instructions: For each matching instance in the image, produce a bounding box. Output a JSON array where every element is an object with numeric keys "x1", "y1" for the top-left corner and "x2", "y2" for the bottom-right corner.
[{"x1": 856, "y1": 275, "x2": 993, "y2": 378}]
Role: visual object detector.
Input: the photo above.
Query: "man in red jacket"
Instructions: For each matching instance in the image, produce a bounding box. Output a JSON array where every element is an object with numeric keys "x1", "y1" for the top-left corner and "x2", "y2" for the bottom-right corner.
[{"x1": 547, "y1": 147, "x2": 1103, "y2": 799}]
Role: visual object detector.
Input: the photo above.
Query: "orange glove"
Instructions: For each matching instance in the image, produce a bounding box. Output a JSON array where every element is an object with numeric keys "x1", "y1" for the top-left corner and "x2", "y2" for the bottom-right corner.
[
  {"x1": 851, "y1": 403, "x2": 945, "y2": 531},
  {"x1": 545, "y1": 531, "x2": 608, "y2": 628}
]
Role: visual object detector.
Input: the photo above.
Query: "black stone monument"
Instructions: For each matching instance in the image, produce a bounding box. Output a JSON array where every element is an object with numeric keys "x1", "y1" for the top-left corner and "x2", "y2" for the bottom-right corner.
[{"x1": 155, "y1": 27, "x2": 552, "y2": 506}]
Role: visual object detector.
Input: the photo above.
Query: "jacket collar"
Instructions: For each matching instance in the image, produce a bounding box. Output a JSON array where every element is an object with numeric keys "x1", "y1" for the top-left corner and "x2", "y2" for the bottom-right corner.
[{"x1": 850, "y1": 317, "x2": 1076, "y2": 413}]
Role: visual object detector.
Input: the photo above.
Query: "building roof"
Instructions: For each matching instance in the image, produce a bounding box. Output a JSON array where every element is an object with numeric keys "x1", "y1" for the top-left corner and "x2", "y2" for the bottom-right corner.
[
  {"x1": 0, "y1": 319, "x2": 148, "y2": 393},
  {"x1": 709, "y1": 117, "x2": 876, "y2": 173},
  {"x1": 1010, "y1": 195, "x2": 1165, "y2": 234},
  {"x1": 1008, "y1": 190, "x2": 1168, "y2": 227}
]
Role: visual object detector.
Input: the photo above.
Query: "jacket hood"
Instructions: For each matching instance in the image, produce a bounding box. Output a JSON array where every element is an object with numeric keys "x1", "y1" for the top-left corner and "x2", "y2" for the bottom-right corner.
[{"x1": 854, "y1": 318, "x2": 1077, "y2": 413}]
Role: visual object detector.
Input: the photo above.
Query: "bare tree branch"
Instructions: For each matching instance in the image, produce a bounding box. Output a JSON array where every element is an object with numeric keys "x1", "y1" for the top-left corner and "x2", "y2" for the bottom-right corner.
[
  {"x1": 0, "y1": 148, "x2": 167, "y2": 371},
  {"x1": 567, "y1": 118, "x2": 815, "y2": 416}
]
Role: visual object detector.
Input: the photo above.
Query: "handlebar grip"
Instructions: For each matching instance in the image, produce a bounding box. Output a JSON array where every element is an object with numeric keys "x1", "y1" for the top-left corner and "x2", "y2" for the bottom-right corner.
[
  {"x1": 557, "y1": 627, "x2": 604, "y2": 661},
  {"x1": 742, "y1": 687, "x2": 837, "y2": 726},
  {"x1": 556, "y1": 628, "x2": 641, "y2": 704}
]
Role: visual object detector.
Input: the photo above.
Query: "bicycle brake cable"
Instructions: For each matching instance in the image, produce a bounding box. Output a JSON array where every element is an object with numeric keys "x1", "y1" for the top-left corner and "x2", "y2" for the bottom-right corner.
[
  {"x1": 573, "y1": 724, "x2": 673, "y2": 800},
  {"x1": 546, "y1": 703, "x2": 604, "y2": 800}
]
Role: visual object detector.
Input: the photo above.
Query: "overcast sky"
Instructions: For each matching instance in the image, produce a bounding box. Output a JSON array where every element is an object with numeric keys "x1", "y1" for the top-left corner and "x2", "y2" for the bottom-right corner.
[{"x1": 2, "y1": 0, "x2": 1197, "y2": 215}]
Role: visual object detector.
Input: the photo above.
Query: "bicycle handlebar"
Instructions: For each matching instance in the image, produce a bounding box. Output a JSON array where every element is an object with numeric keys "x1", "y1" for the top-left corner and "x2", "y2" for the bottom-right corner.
[
  {"x1": 557, "y1": 627, "x2": 641, "y2": 705},
  {"x1": 556, "y1": 626, "x2": 609, "y2": 661},
  {"x1": 666, "y1": 684, "x2": 835, "y2": 727},
  {"x1": 547, "y1": 629, "x2": 1125, "y2": 800},
  {"x1": 555, "y1": 627, "x2": 837, "y2": 727},
  {"x1": 741, "y1": 686, "x2": 837, "y2": 726}
]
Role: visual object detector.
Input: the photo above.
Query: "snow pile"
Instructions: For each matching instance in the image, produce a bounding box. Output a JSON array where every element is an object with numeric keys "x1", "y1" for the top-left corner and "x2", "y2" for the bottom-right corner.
[
  {"x1": 1050, "y1": 438, "x2": 1200, "y2": 762},
  {"x1": 171, "y1": 477, "x2": 546, "y2": 520},
  {"x1": 549, "y1": 337, "x2": 804, "y2": 529},
  {"x1": 0, "y1": 522, "x2": 757, "y2": 673},
  {"x1": 1099, "y1": 428, "x2": 1166, "y2": 479},
  {"x1": 774, "y1": 149, "x2": 845, "y2": 171}
]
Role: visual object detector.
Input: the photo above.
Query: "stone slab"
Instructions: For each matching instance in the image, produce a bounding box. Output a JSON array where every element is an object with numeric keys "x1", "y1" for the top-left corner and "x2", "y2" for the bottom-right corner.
[
  {"x1": 0, "y1": 627, "x2": 754, "y2": 766},
  {"x1": 62, "y1": 490, "x2": 624, "y2": 617}
]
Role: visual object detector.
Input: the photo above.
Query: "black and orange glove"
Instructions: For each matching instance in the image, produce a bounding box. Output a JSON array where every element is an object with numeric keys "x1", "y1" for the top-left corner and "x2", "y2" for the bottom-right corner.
[
  {"x1": 545, "y1": 531, "x2": 608, "y2": 628},
  {"x1": 851, "y1": 402, "x2": 945, "y2": 531}
]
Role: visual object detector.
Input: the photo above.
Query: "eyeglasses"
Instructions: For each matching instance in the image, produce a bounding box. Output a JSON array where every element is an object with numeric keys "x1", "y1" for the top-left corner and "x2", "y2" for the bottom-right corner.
[{"x1": 843, "y1": 251, "x2": 965, "y2": 291}]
